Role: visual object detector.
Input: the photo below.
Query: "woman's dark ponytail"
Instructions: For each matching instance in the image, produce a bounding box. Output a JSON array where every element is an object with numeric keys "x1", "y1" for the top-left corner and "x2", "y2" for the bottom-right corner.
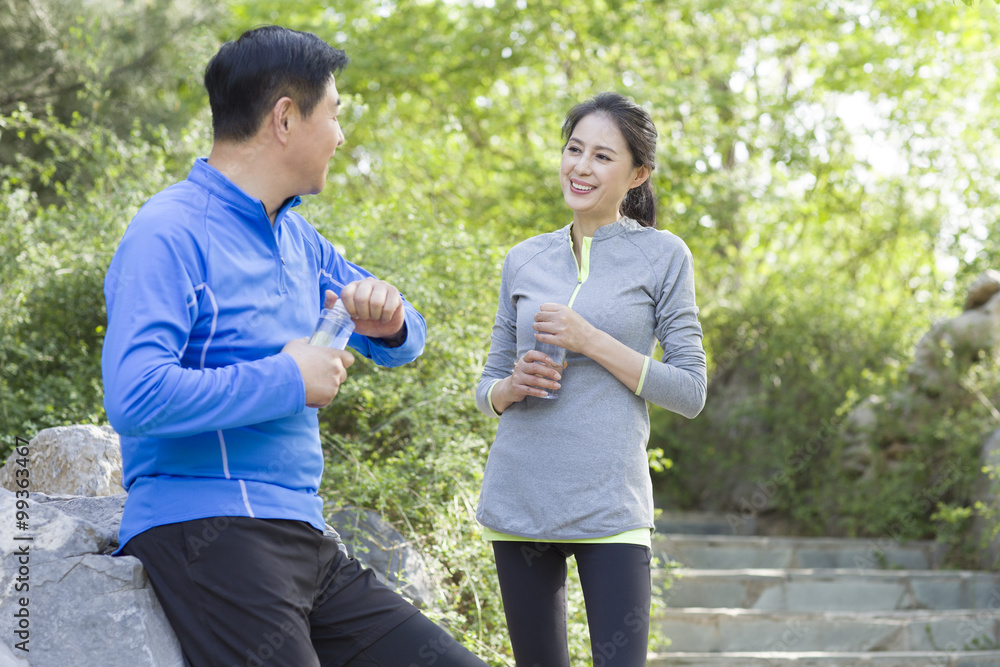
[
  {"x1": 622, "y1": 178, "x2": 656, "y2": 229},
  {"x1": 562, "y1": 92, "x2": 658, "y2": 228}
]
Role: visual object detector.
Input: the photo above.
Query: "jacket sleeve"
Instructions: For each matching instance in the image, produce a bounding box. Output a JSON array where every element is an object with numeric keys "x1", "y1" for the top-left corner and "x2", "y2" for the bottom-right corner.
[
  {"x1": 475, "y1": 253, "x2": 516, "y2": 418},
  {"x1": 636, "y1": 243, "x2": 708, "y2": 419},
  {"x1": 317, "y1": 236, "x2": 426, "y2": 367},
  {"x1": 101, "y1": 222, "x2": 306, "y2": 439}
]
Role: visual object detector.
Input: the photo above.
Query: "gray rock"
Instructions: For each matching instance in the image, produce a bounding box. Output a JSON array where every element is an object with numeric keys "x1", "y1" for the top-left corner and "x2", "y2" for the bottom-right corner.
[
  {"x1": 326, "y1": 505, "x2": 441, "y2": 609},
  {"x1": 909, "y1": 290, "x2": 1000, "y2": 395},
  {"x1": 964, "y1": 269, "x2": 1000, "y2": 311},
  {"x1": 0, "y1": 425, "x2": 123, "y2": 497},
  {"x1": 29, "y1": 493, "x2": 127, "y2": 553},
  {"x1": 0, "y1": 489, "x2": 183, "y2": 666}
]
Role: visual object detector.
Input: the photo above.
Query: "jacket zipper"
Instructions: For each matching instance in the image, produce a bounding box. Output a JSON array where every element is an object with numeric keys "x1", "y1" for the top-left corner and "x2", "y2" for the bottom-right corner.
[{"x1": 567, "y1": 232, "x2": 592, "y2": 308}]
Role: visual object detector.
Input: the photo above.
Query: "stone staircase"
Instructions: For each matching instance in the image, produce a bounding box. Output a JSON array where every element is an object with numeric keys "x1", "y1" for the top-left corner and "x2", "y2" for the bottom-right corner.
[{"x1": 647, "y1": 512, "x2": 1000, "y2": 666}]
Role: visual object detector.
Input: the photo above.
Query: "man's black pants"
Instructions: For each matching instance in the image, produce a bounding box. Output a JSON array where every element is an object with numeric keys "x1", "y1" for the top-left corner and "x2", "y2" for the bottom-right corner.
[{"x1": 122, "y1": 517, "x2": 486, "y2": 667}]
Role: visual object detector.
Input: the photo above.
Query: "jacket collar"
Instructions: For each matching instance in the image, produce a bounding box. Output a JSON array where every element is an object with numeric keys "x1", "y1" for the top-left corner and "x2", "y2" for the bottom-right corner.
[
  {"x1": 187, "y1": 158, "x2": 302, "y2": 229},
  {"x1": 564, "y1": 216, "x2": 641, "y2": 242}
]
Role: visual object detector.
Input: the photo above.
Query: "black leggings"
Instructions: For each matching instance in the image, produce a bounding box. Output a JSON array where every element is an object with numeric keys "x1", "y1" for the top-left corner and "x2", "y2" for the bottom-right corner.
[{"x1": 492, "y1": 541, "x2": 651, "y2": 667}]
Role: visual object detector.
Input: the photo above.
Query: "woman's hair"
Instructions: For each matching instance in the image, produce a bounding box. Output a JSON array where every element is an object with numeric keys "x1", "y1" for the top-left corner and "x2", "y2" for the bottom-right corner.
[
  {"x1": 561, "y1": 92, "x2": 658, "y2": 228},
  {"x1": 204, "y1": 26, "x2": 350, "y2": 143}
]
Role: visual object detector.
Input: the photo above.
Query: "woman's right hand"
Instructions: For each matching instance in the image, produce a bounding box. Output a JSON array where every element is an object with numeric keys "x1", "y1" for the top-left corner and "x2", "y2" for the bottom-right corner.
[{"x1": 490, "y1": 350, "x2": 563, "y2": 414}]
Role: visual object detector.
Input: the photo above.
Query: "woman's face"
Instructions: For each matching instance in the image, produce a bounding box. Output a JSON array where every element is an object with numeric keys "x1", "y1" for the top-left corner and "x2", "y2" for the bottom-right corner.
[{"x1": 560, "y1": 112, "x2": 645, "y2": 225}]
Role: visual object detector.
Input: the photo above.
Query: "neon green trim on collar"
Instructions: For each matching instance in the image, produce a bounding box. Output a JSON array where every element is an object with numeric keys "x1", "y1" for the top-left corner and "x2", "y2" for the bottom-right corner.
[
  {"x1": 567, "y1": 232, "x2": 592, "y2": 309},
  {"x1": 578, "y1": 235, "x2": 592, "y2": 283}
]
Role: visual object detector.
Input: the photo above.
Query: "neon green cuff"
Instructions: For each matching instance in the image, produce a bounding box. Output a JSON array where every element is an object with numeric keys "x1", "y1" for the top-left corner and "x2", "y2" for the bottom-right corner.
[
  {"x1": 635, "y1": 356, "x2": 651, "y2": 395},
  {"x1": 485, "y1": 379, "x2": 502, "y2": 418}
]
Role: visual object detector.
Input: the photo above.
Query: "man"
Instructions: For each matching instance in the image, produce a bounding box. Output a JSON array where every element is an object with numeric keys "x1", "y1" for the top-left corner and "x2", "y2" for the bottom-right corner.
[{"x1": 102, "y1": 25, "x2": 486, "y2": 667}]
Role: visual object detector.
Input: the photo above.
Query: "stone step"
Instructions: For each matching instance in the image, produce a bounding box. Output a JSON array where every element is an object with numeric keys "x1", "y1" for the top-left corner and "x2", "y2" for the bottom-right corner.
[
  {"x1": 660, "y1": 568, "x2": 1000, "y2": 611},
  {"x1": 656, "y1": 511, "x2": 757, "y2": 536},
  {"x1": 656, "y1": 608, "x2": 1000, "y2": 653},
  {"x1": 653, "y1": 533, "x2": 945, "y2": 570},
  {"x1": 647, "y1": 650, "x2": 1000, "y2": 666}
]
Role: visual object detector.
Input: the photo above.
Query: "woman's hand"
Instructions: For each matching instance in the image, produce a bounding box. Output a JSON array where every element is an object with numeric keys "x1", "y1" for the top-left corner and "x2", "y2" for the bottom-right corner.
[
  {"x1": 490, "y1": 350, "x2": 563, "y2": 413},
  {"x1": 534, "y1": 302, "x2": 647, "y2": 395},
  {"x1": 533, "y1": 303, "x2": 596, "y2": 354}
]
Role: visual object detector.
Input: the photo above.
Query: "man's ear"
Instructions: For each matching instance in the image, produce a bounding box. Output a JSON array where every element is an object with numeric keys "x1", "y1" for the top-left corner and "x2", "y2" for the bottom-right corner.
[
  {"x1": 630, "y1": 165, "x2": 652, "y2": 189},
  {"x1": 271, "y1": 96, "x2": 296, "y2": 146}
]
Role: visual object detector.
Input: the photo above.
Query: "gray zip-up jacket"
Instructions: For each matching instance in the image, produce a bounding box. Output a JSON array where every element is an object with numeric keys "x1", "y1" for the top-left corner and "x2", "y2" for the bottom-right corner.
[{"x1": 475, "y1": 218, "x2": 707, "y2": 540}]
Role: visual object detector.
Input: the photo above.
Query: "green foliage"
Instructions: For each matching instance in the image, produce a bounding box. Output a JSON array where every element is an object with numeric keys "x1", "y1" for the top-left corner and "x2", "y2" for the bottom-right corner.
[
  {"x1": 0, "y1": 0, "x2": 221, "y2": 445},
  {"x1": 828, "y1": 401, "x2": 987, "y2": 536},
  {"x1": 645, "y1": 0, "x2": 1000, "y2": 548},
  {"x1": 0, "y1": 109, "x2": 210, "y2": 451},
  {"x1": 0, "y1": 0, "x2": 219, "y2": 205}
]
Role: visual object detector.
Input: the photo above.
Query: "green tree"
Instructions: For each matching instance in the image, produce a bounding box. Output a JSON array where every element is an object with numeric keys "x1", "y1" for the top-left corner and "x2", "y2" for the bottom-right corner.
[
  {"x1": 0, "y1": 0, "x2": 220, "y2": 444},
  {"x1": 0, "y1": 0, "x2": 220, "y2": 203}
]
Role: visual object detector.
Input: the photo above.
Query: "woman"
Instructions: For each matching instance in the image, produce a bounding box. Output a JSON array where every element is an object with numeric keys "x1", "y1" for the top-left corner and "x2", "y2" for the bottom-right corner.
[{"x1": 475, "y1": 92, "x2": 708, "y2": 666}]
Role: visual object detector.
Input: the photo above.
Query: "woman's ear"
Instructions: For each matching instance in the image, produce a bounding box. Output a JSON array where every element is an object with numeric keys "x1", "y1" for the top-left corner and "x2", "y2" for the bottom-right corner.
[{"x1": 630, "y1": 165, "x2": 652, "y2": 189}]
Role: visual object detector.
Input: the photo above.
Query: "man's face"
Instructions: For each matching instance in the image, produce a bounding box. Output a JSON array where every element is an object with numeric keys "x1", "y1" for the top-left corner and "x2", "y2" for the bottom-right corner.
[{"x1": 290, "y1": 77, "x2": 345, "y2": 196}]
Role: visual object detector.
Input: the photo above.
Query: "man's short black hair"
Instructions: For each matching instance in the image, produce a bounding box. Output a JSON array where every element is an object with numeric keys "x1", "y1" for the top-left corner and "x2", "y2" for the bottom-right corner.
[{"x1": 204, "y1": 25, "x2": 349, "y2": 142}]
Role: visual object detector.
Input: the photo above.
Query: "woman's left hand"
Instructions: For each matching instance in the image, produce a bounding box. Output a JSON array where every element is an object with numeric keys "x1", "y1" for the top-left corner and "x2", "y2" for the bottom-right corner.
[
  {"x1": 535, "y1": 302, "x2": 649, "y2": 395},
  {"x1": 533, "y1": 303, "x2": 596, "y2": 355}
]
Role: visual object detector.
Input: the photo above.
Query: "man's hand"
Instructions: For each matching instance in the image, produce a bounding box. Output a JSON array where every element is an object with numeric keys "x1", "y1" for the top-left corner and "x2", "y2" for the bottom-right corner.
[
  {"x1": 327, "y1": 278, "x2": 406, "y2": 341},
  {"x1": 282, "y1": 338, "x2": 354, "y2": 408}
]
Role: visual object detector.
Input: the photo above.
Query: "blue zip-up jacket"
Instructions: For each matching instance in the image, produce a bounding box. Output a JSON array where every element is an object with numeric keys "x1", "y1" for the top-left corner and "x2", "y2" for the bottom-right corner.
[{"x1": 102, "y1": 158, "x2": 426, "y2": 551}]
